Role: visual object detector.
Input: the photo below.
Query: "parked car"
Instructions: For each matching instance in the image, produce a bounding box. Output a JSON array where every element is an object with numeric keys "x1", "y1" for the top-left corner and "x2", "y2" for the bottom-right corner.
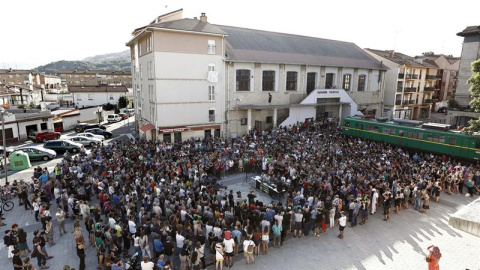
[
  {"x1": 74, "y1": 123, "x2": 107, "y2": 133},
  {"x1": 29, "y1": 130, "x2": 61, "y2": 143},
  {"x1": 123, "y1": 108, "x2": 135, "y2": 116},
  {"x1": 118, "y1": 113, "x2": 129, "y2": 120},
  {"x1": 84, "y1": 128, "x2": 113, "y2": 139},
  {"x1": 43, "y1": 140, "x2": 82, "y2": 153},
  {"x1": 76, "y1": 132, "x2": 105, "y2": 141},
  {"x1": 10, "y1": 146, "x2": 56, "y2": 161},
  {"x1": 0, "y1": 146, "x2": 14, "y2": 157},
  {"x1": 107, "y1": 114, "x2": 122, "y2": 123},
  {"x1": 437, "y1": 107, "x2": 448, "y2": 114},
  {"x1": 68, "y1": 136, "x2": 102, "y2": 147}
]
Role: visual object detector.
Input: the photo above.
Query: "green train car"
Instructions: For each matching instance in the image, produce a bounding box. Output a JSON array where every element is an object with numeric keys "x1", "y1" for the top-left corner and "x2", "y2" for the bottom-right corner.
[{"x1": 342, "y1": 116, "x2": 480, "y2": 160}]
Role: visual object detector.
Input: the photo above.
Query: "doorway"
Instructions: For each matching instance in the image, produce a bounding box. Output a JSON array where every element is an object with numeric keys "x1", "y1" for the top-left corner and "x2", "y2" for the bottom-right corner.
[
  {"x1": 25, "y1": 124, "x2": 38, "y2": 137},
  {"x1": 40, "y1": 123, "x2": 48, "y2": 131},
  {"x1": 204, "y1": 129, "x2": 212, "y2": 139}
]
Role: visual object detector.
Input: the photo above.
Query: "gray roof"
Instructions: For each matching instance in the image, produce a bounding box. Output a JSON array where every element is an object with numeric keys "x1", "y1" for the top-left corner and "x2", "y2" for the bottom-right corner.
[
  {"x1": 457, "y1": 26, "x2": 480, "y2": 37},
  {"x1": 215, "y1": 25, "x2": 387, "y2": 70},
  {"x1": 366, "y1": 49, "x2": 437, "y2": 68},
  {"x1": 69, "y1": 85, "x2": 128, "y2": 93},
  {"x1": 136, "y1": 18, "x2": 226, "y2": 36}
]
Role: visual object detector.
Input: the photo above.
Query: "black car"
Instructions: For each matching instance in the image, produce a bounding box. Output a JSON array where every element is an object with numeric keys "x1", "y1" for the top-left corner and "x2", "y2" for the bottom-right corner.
[
  {"x1": 84, "y1": 128, "x2": 113, "y2": 139},
  {"x1": 43, "y1": 140, "x2": 82, "y2": 153},
  {"x1": 75, "y1": 123, "x2": 107, "y2": 133},
  {"x1": 437, "y1": 107, "x2": 448, "y2": 114}
]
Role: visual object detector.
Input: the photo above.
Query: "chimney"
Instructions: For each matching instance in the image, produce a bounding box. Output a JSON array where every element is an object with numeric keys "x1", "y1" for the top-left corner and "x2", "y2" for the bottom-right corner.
[
  {"x1": 200, "y1": 13, "x2": 207, "y2": 22},
  {"x1": 389, "y1": 50, "x2": 394, "y2": 58}
]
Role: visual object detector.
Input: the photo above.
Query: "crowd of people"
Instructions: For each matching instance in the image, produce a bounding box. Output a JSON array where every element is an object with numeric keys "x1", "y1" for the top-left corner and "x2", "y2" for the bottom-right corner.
[{"x1": 3, "y1": 119, "x2": 477, "y2": 270}]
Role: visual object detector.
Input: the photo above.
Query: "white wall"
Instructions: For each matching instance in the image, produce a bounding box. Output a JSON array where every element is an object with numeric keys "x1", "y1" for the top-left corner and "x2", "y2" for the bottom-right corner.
[{"x1": 74, "y1": 92, "x2": 125, "y2": 107}]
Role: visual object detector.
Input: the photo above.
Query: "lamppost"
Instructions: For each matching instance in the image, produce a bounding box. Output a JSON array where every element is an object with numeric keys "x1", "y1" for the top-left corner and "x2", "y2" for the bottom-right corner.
[{"x1": 1, "y1": 107, "x2": 12, "y2": 185}]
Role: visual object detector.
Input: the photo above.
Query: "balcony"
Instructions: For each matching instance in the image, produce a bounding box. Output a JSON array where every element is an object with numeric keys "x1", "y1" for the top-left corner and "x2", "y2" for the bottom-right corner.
[
  {"x1": 209, "y1": 114, "x2": 215, "y2": 122},
  {"x1": 424, "y1": 87, "x2": 435, "y2": 92},
  {"x1": 397, "y1": 87, "x2": 403, "y2": 92},
  {"x1": 436, "y1": 74, "x2": 442, "y2": 78},
  {"x1": 395, "y1": 100, "x2": 402, "y2": 105},
  {"x1": 405, "y1": 74, "x2": 419, "y2": 79},
  {"x1": 408, "y1": 100, "x2": 415, "y2": 104},
  {"x1": 425, "y1": 75, "x2": 437, "y2": 80},
  {"x1": 424, "y1": 99, "x2": 433, "y2": 104},
  {"x1": 404, "y1": 87, "x2": 417, "y2": 93},
  {"x1": 398, "y1": 73, "x2": 405, "y2": 79}
]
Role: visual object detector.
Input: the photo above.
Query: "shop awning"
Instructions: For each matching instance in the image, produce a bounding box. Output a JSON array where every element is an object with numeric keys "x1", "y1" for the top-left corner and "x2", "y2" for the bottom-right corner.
[{"x1": 140, "y1": 123, "x2": 155, "y2": 133}]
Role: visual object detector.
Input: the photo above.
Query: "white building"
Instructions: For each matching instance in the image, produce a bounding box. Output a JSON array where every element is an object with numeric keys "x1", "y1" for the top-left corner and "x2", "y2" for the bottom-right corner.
[
  {"x1": 69, "y1": 85, "x2": 128, "y2": 108},
  {"x1": 127, "y1": 9, "x2": 387, "y2": 141}
]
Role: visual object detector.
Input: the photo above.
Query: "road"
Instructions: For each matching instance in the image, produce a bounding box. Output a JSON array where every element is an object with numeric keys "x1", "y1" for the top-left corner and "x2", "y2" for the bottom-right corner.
[{"x1": 0, "y1": 116, "x2": 137, "y2": 185}]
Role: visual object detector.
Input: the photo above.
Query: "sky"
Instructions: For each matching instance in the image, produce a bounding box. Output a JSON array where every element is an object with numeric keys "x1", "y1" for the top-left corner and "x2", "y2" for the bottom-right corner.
[{"x1": 0, "y1": 0, "x2": 478, "y2": 69}]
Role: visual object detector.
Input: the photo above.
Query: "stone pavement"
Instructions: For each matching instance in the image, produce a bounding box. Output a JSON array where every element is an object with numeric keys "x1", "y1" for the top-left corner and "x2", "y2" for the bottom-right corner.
[{"x1": 1, "y1": 173, "x2": 479, "y2": 270}]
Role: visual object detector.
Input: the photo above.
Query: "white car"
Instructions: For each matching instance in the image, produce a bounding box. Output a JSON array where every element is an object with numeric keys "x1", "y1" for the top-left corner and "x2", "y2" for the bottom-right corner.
[
  {"x1": 68, "y1": 136, "x2": 102, "y2": 147},
  {"x1": 76, "y1": 132, "x2": 105, "y2": 141}
]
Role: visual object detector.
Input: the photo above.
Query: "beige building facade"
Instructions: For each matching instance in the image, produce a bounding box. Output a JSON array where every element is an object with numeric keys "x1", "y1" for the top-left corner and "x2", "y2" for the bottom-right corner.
[{"x1": 58, "y1": 70, "x2": 132, "y2": 88}]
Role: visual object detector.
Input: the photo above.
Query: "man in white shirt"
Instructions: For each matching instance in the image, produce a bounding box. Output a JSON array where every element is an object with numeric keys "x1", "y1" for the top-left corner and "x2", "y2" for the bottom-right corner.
[
  {"x1": 140, "y1": 256, "x2": 155, "y2": 270},
  {"x1": 128, "y1": 217, "x2": 137, "y2": 235},
  {"x1": 175, "y1": 231, "x2": 185, "y2": 255},
  {"x1": 338, "y1": 211, "x2": 347, "y2": 239},
  {"x1": 223, "y1": 231, "x2": 235, "y2": 268}
]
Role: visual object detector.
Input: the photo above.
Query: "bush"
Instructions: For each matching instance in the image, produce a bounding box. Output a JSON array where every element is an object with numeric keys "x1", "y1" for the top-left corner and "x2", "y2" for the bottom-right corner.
[{"x1": 102, "y1": 103, "x2": 116, "y2": 111}]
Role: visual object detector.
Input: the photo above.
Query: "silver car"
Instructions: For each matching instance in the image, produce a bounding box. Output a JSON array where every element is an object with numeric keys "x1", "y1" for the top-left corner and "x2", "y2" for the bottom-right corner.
[
  {"x1": 10, "y1": 146, "x2": 56, "y2": 161},
  {"x1": 76, "y1": 132, "x2": 105, "y2": 141},
  {"x1": 68, "y1": 136, "x2": 102, "y2": 147}
]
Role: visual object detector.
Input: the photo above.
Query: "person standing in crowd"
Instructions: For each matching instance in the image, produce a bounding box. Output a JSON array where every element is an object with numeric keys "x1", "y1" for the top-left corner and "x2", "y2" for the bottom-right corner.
[
  {"x1": 337, "y1": 211, "x2": 346, "y2": 240},
  {"x1": 33, "y1": 238, "x2": 49, "y2": 269},
  {"x1": 426, "y1": 245, "x2": 441, "y2": 270},
  {"x1": 12, "y1": 249, "x2": 23, "y2": 270},
  {"x1": 243, "y1": 236, "x2": 255, "y2": 265},
  {"x1": 76, "y1": 242, "x2": 86, "y2": 270},
  {"x1": 56, "y1": 208, "x2": 67, "y2": 236}
]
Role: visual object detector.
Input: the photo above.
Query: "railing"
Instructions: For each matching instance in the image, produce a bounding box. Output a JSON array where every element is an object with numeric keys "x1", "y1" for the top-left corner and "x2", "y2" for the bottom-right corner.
[
  {"x1": 395, "y1": 100, "x2": 402, "y2": 105},
  {"x1": 209, "y1": 114, "x2": 215, "y2": 122},
  {"x1": 424, "y1": 87, "x2": 435, "y2": 92},
  {"x1": 436, "y1": 74, "x2": 442, "y2": 78},
  {"x1": 397, "y1": 87, "x2": 403, "y2": 92},
  {"x1": 404, "y1": 87, "x2": 417, "y2": 93},
  {"x1": 406, "y1": 74, "x2": 419, "y2": 79},
  {"x1": 424, "y1": 99, "x2": 432, "y2": 103},
  {"x1": 398, "y1": 73, "x2": 405, "y2": 79},
  {"x1": 426, "y1": 75, "x2": 437, "y2": 80},
  {"x1": 409, "y1": 100, "x2": 416, "y2": 104}
]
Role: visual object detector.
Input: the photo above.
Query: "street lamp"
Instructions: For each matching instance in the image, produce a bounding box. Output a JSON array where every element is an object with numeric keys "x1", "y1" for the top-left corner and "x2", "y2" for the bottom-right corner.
[{"x1": 1, "y1": 107, "x2": 12, "y2": 185}]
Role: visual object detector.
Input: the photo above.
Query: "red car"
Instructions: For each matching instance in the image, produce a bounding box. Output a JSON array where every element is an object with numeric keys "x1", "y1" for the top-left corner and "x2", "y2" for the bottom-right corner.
[
  {"x1": 118, "y1": 113, "x2": 129, "y2": 120},
  {"x1": 29, "y1": 130, "x2": 61, "y2": 143}
]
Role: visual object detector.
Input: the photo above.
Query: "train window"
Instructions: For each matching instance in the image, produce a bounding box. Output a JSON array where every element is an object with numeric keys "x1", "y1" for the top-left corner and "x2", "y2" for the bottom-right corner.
[
  {"x1": 359, "y1": 124, "x2": 364, "y2": 130},
  {"x1": 414, "y1": 132, "x2": 423, "y2": 139},
  {"x1": 427, "y1": 135, "x2": 432, "y2": 141},
  {"x1": 344, "y1": 122, "x2": 350, "y2": 127},
  {"x1": 373, "y1": 126, "x2": 379, "y2": 132},
  {"x1": 475, "y1": 140, "x2": 480, "y2": 149},
  {"x1": 439, "y1": 136, "x2": 445, "y2": 143},
  {"x1": 407, "y1": 131, "x2": 413, "y2": 138},
  {"x1": 382, "y1": 128, "x2": 390, "y2": 134},
  {"x1": 449, "y1": 137, "x2": 456, "y2": 145},
  {"x1": 399, "y1": 130, "x2": 404, "y2": 136}
]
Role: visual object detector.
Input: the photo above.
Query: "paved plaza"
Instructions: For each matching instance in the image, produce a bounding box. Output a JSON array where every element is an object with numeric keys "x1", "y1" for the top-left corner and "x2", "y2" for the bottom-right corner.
[{"x1": 1, "y1": 172, "x2": 479, "y2": 270}]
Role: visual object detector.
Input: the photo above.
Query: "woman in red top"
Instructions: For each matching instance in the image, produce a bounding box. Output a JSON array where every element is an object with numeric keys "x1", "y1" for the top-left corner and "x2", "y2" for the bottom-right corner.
[{"x1": 426, "y1": 245, "x2": 441, "y2": 270}]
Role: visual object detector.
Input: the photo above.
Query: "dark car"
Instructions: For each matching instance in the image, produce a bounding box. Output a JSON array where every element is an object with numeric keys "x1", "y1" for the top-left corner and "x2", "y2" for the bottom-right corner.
[
  {"x1": 118, "y1": 113, "x2": 128, "y2": 120},
  {"x1": 84, "y1": 128, "x2": 113, "y2": 139},
  {"x1": 43, "y1": 140, "x2": 82, "y2": 153},
  {"x1": 75, "y1": 123, "x2": 107, "y2": 133},
  {"x1": 437, "y1": 107, "x2": 448, "y2": 114}
]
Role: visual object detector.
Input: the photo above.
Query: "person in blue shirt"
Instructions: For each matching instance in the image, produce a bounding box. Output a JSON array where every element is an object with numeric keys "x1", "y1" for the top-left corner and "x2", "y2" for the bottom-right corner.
[
  {"x1": 39, "y1": 171, "x2": 49, "y2": 185},
  {"x1": 153, "y1": 235, "x2": 164, "y2": 259},
  {"x1": 157, "y1": 254, "x2": 166, "y2": 270}
]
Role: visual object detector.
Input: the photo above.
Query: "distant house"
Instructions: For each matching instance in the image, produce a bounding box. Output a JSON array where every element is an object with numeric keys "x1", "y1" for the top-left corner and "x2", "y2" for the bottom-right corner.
[
  {"x1": 69, "y1": 85, "x2": 128, "y2": 107},
  {"x1": 58, "y1": 69, "x2": 132, "y2": 88},
  {"x1": 0, "y1": 68, "x2": 40, "y2": 85},
  {"x1": 5, "y1": 84, "x2": 45, "y2": 106}
]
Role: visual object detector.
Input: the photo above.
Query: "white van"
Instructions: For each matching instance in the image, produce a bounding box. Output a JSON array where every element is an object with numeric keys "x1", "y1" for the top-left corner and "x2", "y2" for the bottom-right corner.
[
  {"x1": 107, "y1": 114, "x2": 122, "y2": 123},
  {"x1": 123, "y1": 108, "x2": 135, "y2": 116}
]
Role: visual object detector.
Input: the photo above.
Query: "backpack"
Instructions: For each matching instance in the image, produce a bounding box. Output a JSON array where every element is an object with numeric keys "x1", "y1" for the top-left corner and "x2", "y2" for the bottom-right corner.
[{"x1": 247, "y1": 241, "x2": 254, "y2": 253}]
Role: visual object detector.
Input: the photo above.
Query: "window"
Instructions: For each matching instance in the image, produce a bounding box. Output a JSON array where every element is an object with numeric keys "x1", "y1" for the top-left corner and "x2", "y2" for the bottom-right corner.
[
  {"x1": 146, "y1": 36, "x2": 152, "y2": 52},
  {"x1": 150, "y1": 107, "x2": 154, "y2": 121},
  {"x1": 208, "y1": 40, "x2": 216, "y2": 54},
  {"x1": 399, "y1": 130, "x2": 404, "y2": 136},
  {"x1": 149, "y1": 85, "x2": 154, "y2": 100},
  {"x1": 266, "y1": 116, "x2": 273, "y2": 124},
  {"x1": 286, "y1": 71, "x2": 298, "y2": 91},
  {"x1": 209, "y1": 109, "x2": 215, "y2": 122},
  {"x1": 208, "y1": 64, "x2": 215, "y2": 72},
  {"x1": 342, "y1": 74, "x2": 351, "y2": 91},
  {"x1": 358, "y1": 75, "x2": 366, "y2": 91},
  {"x1": 76, "y1": 94, "x2": 82, "y2": 101},
  {"x1": 140, "y1": 64, "x2": 142, "y2": 80},
  {"x1": 325, "y1": 73, "x2": 334, "y2": 88},
  {"x1": 236, "y1": 70, "x2": 250, "y2": 91},
  {"x1": 109, "y1": 94, "x2": 114, "y2": 100},
  {"x1": 241, "y1": 118, "x2": 247, "y2": 126},
  {"x1": 449, "y1": 137, "x2": 456, "y2": 145},
  {"x1": 382, "y1": 128, "x2": 395, "y2": 135},
  {"x1": 262, "y1": 71, "x2": 275, "y2": 91},
  {"x1": 208, "y1": 86, "x2": 215, "y2": 101},
  {"x1": 88, "y1": 94, "x2": 93, "y2": 100},
  {"x1": 306, "y1": 72, "x2": 316, "y2": 94}
]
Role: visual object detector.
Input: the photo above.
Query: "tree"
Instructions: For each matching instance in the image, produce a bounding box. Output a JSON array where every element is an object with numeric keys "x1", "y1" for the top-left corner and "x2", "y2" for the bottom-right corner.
[
  {"x1": 118, "y1": 96, "x2": 129, "y2": 109},
  {"x1": 466, "y1": 59, "x2": 480, "y2": 132}
]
